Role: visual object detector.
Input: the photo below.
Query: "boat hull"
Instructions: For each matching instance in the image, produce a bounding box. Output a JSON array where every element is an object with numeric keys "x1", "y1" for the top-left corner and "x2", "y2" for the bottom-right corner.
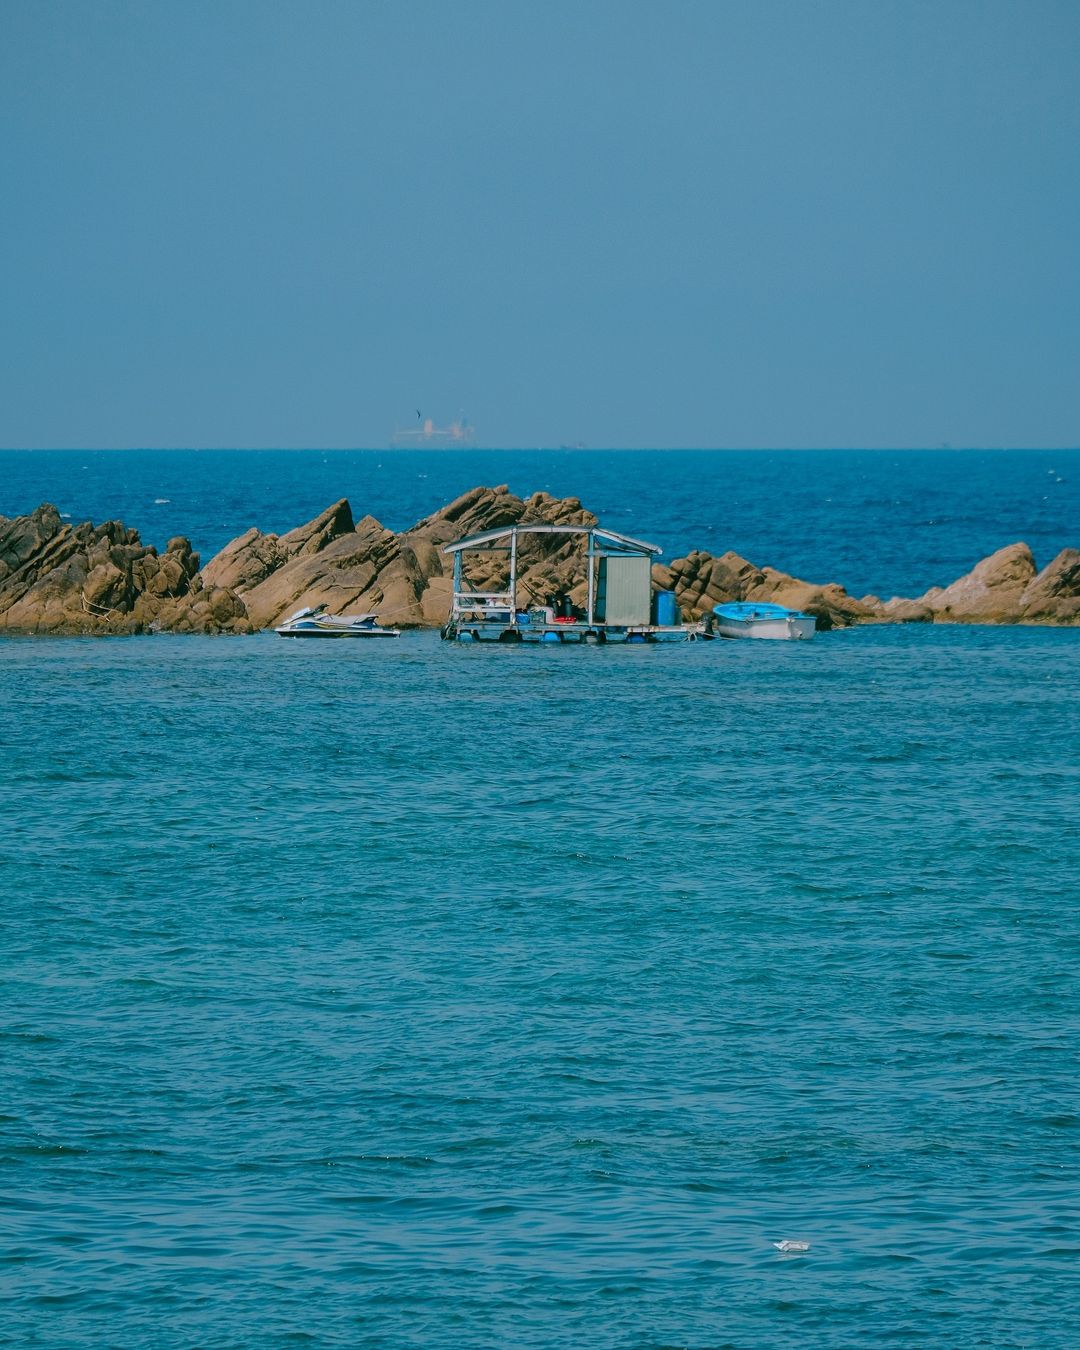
[
  {"x1": 274, "y1": 604, "x2": 401, "y2": 639},
  {"x1": 714, "y1": 615, "x2": 816, "y2": 641},
  {"x1": 275, "y1": 627, "x2": 399, "y2": 638}
]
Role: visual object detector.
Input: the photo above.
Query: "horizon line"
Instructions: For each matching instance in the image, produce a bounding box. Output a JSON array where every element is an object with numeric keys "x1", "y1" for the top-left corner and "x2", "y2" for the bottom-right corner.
[{"x1": 2, "y1": 444, "x2": 1078, "y2": 454}]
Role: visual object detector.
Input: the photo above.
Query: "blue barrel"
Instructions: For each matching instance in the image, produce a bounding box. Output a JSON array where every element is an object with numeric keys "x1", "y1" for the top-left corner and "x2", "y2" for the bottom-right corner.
[{"x1": 654, "y1": 590, "x2": 678, "y2": 626}]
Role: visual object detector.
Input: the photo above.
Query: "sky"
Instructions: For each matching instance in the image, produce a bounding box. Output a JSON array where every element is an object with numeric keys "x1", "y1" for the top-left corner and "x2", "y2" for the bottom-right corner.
[{"x1": 1, "y1": 0, "x2": 1077, "y2": 449}]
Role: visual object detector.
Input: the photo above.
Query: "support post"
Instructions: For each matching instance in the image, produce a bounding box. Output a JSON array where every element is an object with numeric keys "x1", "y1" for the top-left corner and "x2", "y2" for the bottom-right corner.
[
  {"x1": 587, "y1": 532, "x2": 595, "y2": 626},
  {"x1": 509, "y1": 529, "x2": 518, "y2": 625}
]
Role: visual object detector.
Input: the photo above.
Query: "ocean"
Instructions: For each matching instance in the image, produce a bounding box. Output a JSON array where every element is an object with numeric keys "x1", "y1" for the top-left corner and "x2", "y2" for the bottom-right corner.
[
  {"x1": 2, "y1": 447, "x2": 1078, "y2": 597},
  {"x1": 2, "y1": 451, "x2": 1078, "y2": 1348}
]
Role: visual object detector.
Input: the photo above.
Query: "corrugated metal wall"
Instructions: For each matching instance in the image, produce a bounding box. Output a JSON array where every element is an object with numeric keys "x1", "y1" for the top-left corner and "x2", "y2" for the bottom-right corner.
[{"x1": 597, "y1": 555, "x2": 651, "y2": 625}]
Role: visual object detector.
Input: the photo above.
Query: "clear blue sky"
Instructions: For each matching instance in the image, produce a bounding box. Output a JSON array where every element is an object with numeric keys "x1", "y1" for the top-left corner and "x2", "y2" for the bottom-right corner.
[{"x1": 1, "y1": 0, "x2": 1077, "y2": 449}]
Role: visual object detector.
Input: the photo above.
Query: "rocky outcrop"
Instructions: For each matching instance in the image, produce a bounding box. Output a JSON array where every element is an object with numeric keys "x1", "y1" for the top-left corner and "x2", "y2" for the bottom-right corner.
[
  {"x1": 653, "y1": 539, "x2": 1080, "y2": 629},
  {"x1": 907, "y1": 542, "x2": 1037, "y2": 623},
  {"x1": 1017, "y1": 548, "x2": 1080, "y2": 625},
  {"x1": 874, "y1": 543, "x2": 1080, "y2": 626},
  {"x1": 202, "y1": 485, "x2": 599, "y2": 629},
  {"x1": 2, "y1": 495, "x2": 1077, "y2": 635},
  {"x1": 0, "y1": 504, "x2": 252, "y2": 635},
  {"x1": 651, "y1": 550, "x2": 877, "y2": 630}
]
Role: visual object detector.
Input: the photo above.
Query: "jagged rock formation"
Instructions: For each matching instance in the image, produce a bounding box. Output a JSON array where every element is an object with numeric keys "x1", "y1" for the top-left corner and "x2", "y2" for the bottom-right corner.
[
  {"x1": 0, "y1": 504, "x2": 251, "y2": 634},
  {"x1": 2, "y1": 493, "x2": 1077, "y2": 635},
  {"x1": 876, "y1": 542, "x2": 1080, "y2": 626},
  {"x1": 651, "y1": 550, "x2": 877, "y2": 631},
  {"x1": 201, "y1": 485, "x2": 600, "y2": 628},
  {"x1": 654, "y1": 540, "x2": 1080, "y2": 629},
  {"x1": 197, "y1": 494, "x2": 1080, "y2": 630},
  {"x1": 1014, "y1": 549, "x2": 1080, "y2": 625}
]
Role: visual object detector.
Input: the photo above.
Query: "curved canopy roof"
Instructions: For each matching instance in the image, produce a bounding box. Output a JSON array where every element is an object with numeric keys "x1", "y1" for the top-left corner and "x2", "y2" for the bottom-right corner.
[{"x1": 443, "y1": 524, "x2": 661, "y2": 556}]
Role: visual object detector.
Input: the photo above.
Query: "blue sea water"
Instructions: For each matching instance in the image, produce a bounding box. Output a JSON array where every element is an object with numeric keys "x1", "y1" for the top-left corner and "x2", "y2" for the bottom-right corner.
[
  {"x1": 2, "y1": 453, "x2": 1079, "y2": 1347},
  {"x1": 1, "y1": 447, "x2": 1078, "y2": 597}
]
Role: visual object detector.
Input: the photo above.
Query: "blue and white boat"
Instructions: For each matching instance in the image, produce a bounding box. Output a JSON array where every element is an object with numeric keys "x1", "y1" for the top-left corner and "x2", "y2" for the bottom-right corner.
[
  {"x1": 712, "y1": 601, "x2": 816, "y2": 641},
  {"x1": 275, "y1": 604, "x2": 400, "y2": 638}
]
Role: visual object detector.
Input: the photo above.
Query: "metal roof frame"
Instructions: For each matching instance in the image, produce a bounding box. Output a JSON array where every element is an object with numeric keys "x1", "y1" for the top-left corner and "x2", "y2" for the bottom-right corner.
[
  {"x1": 443, "y1": 523, "x2": 661, "y2": 556},
  {"x1": 445, "y1": 522, "x2": 661, "y2": 630}
]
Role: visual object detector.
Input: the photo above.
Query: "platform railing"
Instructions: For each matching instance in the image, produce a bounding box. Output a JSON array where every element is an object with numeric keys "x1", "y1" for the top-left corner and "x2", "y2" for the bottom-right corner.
[{"x1": 452, "y1": 590, "x2": 515, "y2": 622}]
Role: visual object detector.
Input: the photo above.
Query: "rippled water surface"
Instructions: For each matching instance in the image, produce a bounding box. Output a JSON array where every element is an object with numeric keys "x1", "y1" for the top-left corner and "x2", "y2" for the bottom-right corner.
[
  {"x1": 2, "y1": 447, "x2": 1078, "y2": 597},
  {"x1": 2, "y1": 625, "x2": 1078, "y2": 1347}
]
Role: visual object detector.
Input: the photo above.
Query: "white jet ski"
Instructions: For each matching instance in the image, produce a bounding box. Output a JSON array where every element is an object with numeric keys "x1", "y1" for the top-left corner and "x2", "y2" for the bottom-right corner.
[{"x1": 275, "y1": 604, "x2": 401, "y2": 638}]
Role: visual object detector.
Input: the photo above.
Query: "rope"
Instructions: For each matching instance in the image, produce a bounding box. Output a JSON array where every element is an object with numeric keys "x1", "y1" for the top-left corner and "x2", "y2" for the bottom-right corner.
[{"x1": 81, "y1": 592, "x2": 118, "y2": 622}]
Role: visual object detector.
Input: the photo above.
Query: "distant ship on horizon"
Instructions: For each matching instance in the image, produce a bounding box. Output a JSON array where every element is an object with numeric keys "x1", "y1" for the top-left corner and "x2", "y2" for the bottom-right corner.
[{"x1": 390, "y1": 410, "x2": 475, "y2": 448}]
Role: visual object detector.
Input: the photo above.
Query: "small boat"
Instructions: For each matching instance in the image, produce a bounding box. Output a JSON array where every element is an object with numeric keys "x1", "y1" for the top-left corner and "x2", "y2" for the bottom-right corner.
[
  {"x1": 275, "y1": 604, "x2": 401, "y2": 638},
  {"x1": 712, "y1": 601, "x2": 815, "y2": 641}
]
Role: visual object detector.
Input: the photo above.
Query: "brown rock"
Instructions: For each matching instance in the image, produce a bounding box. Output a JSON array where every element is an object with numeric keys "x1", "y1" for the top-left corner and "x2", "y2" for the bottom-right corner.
[
  {"x1": 207, "y1": 586, "x2": 248, "y2": 626},
  {"x1": 82, "y1": 561, "x2": 128, "y2": 610},
  {"x1": 0, "y1": 504, "x2": 66, "y2": 581},
  {"x1": 654, "y1": 548, "x2": 874, "y2": 629},
  {"x1": 881, "y1": 597, "x2": 934, "y2": 623},
  {"x1": 1019, "y1": 547, "x2": 1080, "y2": 624},
  {"x1": 165, "y1": 537, "x2": 201, "y2": 578},
  {"x1": 4, "y1": 496, "x2": 1077, "y2": 636},
  {"x1": 870, "y1": 542, "x2": 1079, "y2": 626},
  {"x1": 200, "y1": 526, "x2": 289, "y2": 593},
  {"x1": 914, "y1": 542, "x2": 1037, "y2": 623},
  {"x1": 420, "y1": 575, "x2": 453, "y2": 625},
  {"x1": 655, "y1": 549, "x2": 764, "y2": 618},
  {"x1": 747, "y1": 568, "x2": 878, "y2": 631},
  {"x1": 201, "y1": 485, "x2": 600, "y2": 629},
  {"x1": 236, "y1": 519, "x2": 398, "y2": 627},
  {"x1": 279, "y1": 498, "x2": 355, "y2": 554},
  {"x1": 0, "y1": 503, "x2": 250, "y2": 635}
]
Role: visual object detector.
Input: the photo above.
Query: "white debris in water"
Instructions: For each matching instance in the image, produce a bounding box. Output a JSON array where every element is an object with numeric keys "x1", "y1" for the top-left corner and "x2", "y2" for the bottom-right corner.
[
  {"x1": 773, "y1": 1240, "x2": 810, "y2": 1253},
  {"x1": 154, "y1": 498, "x2": 170, "y2": 504}
]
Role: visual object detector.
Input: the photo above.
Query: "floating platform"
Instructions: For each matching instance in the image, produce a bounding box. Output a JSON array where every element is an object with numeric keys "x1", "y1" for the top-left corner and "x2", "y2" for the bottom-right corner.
[
  {"x1": 452, "y1": 621, "x2": 703, "y2": 644},
  {"x1": 441, "y1": 523, "x2": 703, "y2": 645}
]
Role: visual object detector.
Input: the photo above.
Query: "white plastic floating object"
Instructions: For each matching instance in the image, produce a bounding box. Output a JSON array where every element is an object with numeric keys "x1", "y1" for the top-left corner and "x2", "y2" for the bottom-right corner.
[
  {"x1": 773, "y1": 1240, "x2": 811, "y2": 1253},
  {"x1": 274, "y1": 603, "x2": 401, "y2": 639}
]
